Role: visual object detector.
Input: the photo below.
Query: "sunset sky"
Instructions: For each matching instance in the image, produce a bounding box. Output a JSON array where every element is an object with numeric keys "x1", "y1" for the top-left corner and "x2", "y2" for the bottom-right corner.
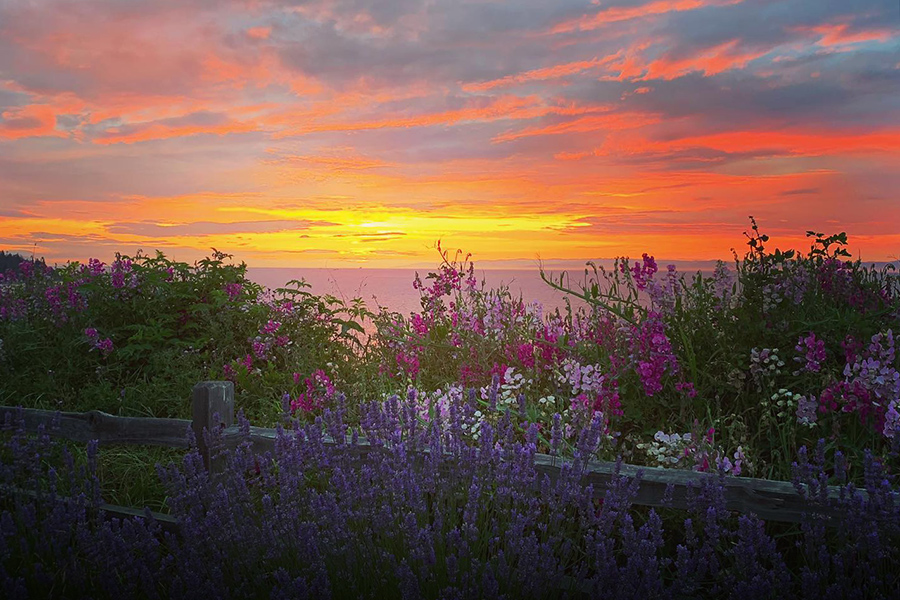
[{"x1": 0, "y1": 0, "x2": 898, "y2": 268}]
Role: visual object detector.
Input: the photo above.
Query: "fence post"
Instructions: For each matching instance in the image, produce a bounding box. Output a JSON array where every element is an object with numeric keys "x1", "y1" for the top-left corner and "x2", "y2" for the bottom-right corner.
[{"x1": 192, "y1": 381, "x2": 234, "y2": 472}]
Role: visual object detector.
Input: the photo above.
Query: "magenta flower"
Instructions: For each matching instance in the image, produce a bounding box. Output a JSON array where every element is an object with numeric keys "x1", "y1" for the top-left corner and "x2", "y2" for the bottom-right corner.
[
  {"x1": 224, "y1": 282, "x2": 243, "y2": 301},
  {"x1": 621, "y1": 253, "x2": 659, "y2": 291},
  {"x1": 261, "y1": 320, "x2": 281, "y2": 335},
  {"x1": 676, "y1": 381, "x2": 697, "y2": 398},
  {"x1": 290, "y1": 369, "x2": 338, "y2": 413},
  {"x1": 629, "y1": 312, "x2": 679, "y2": 396},
  {"x1": 252, "y1": 340, "x2": 268, "y2": 360},
  {"x1": 87, "y1": 258, "x2": 105, "y2": 276},
  {"x1": 410, "y1": 314, "x2": 429, "y2": 336},
  {"x1": 94, "y1": 338, "x2": 113, "y2": 356},
  {"x1": 794, "y1": 332, "x2": 827, "y2": 373}
]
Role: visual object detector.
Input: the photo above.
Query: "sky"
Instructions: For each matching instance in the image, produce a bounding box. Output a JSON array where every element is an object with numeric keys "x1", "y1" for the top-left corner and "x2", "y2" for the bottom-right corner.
[{"x1": 0, "y1": 0, "x2": 898, "y2": 269}]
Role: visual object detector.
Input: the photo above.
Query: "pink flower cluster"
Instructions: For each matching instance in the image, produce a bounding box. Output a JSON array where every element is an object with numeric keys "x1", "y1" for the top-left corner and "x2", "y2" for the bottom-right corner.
[
  {"x1": 559, "y1": 358, "x2": 622, "y2": 415},
  {"x1": 84, "y1": 327, "x2": 113, "y2": 357},
  {"x1": 224, "y1": 283, "x2": 243, "y2": 301},
  {"x1": 261, "y1": 320, "x2": 281, "y2": 335},
  {"x1": 44, "y1": 283, "x2": 86, "y2": 324},
  {"x1": 110, "y1": 258, "x2": 136, "y2": 289},
  {"x1": 290, "y1": 369, "x2": 337, "y2": 413},
  {"x1": 81, "y1": 258, "x2": 106, "y2": 277},
  {"x1": 621, "y1": 253, "x2": 658, "y2": 291},
  {"x1": 794, "y1": 331, "x2": 827, "y2": 373},
  {"x1": 817, "y1": 330, "x2": 900, "y2": 435},
  {"x1": 629, "y1": 311, "x2": 679, "y2": 397}
]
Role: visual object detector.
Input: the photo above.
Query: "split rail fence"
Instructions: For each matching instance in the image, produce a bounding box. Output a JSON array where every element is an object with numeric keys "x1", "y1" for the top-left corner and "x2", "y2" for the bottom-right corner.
[{"x1": 0, "y1": 381, "x2": 859, "y2": 531}]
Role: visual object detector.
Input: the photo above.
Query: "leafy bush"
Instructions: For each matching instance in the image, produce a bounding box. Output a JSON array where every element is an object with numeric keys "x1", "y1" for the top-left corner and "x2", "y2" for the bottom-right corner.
[{"x1": 0, "y1": 250, "x2": 365, "y2": 422}]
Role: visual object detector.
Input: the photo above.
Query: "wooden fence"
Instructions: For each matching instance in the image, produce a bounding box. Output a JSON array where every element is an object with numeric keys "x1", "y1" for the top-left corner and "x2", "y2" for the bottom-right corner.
[{"x1": 0, "y1": 381, "x2": 860, "y2": 528}]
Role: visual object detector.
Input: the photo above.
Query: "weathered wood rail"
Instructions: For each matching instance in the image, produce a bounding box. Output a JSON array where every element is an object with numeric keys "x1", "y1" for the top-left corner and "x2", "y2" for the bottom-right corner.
[{"x1": 0, "y1": 381, "x2": 874, "y2": 526}]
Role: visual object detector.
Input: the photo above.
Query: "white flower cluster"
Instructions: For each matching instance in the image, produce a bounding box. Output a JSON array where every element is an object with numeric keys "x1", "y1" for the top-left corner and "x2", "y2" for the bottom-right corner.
[
  {"x1": 749, "y1": 347, "x2": 785, "y2": 390},
  {"x1": 422, "y1": 384, "x2": 464, "y2": 421},
  {"x1": 636, "y1": 430, "x2": 748, "y2": 475},
  {"x1": 537, "y1": 395, "x2": 556, "y2": 407},
  {"x1": 525, "y1": 301, "x2": 544, "y2": 323},
  {"x1": 470, "y1": 409, "x2": 484, "y2": 440},
  {"x1": 558, "y1": 358, "x2": 606, "y2": 396},
  {"x1": 481, "y1": 366, "x2": 531, "y2": 410},
  {"x1": 761, "y1": 388, "x2": 799, "y2": 419},
  {"x1": 636, "y1": 431, "x2": 693, "y2": 467}
]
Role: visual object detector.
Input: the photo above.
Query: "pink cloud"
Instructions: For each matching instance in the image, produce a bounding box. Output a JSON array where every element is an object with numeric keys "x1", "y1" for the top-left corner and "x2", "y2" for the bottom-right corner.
[{"x1": 0, "y1": 104, "x2": 62, "y2": 140}]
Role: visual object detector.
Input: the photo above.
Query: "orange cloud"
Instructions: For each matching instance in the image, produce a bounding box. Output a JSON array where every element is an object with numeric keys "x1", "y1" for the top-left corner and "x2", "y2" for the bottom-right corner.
[
  {"x1": 271, "y1": 95, "x2": 556, "y2": 138},
  {"x1": 246, "y1": 27, "x2": 272, "y2": 40},
  {"x1": 639, "y1": 39, "x2": 770, "y2": 80},
  {"x1": 549, "y1": 0, "x2": 743, "y2": 34},
  {"x1": 0, "y1": 105, "x2": 63, "y2": 140},
  {"x1": 93, "y1": 118, "x2": 258, "y2": 145},
  {"x1": 463, "y1": 54, "x2": 621, "y2": 91},
  {"x1": 794, "y1": 22, "x2": 895, "y2": 47}
]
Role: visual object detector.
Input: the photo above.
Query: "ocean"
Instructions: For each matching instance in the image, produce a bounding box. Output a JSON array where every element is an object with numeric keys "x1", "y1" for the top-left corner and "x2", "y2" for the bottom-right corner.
[
  {"x1": 246, "y1": 267, "x2": 594, "y2": 318},
  {"x1": 249, "y1": 261, "x2": 900, "y2": 319}
]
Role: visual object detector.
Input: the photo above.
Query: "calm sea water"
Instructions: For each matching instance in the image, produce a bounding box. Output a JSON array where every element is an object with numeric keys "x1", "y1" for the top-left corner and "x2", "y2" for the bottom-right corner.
[
  {"x1": 246, "y1": 268, "x2": 594, "y2": 318},
  {"x1": 244, "y1": 262, "x2": 898, "y2": 325}
]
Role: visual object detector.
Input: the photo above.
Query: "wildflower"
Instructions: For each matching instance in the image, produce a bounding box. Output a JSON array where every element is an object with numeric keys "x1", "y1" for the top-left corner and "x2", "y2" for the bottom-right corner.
[
  {"x1": 261, "y1": 320, "x2": 281, "y2": 335},
  {"x1": 224, "y1": 282, "x2": 243, "y2": 301},
  {"x1": 110, "y1": 258, "x2": 134, "y2": 289},
  {"x1": 676, "y1": 381, "x2": 697, "y2": 398},
  {"x1": 87, "y1": 258, "x2": 105, "y2": 276},
  {"x1": 96, "y1": 338, "x2": 113, "y2": 354},
  {"x1": 629, "y1": 312, "x2": 679, "y2": 397},
  {"x1": 884, "y1": 402, "x2": 900, "y2": 439},
  {"x1": 290, "y1": 369, "x2": 338, "y2": 413},
  {"x1": 794, "y1": 332, "x2": 827, "y2": 374},
  {"x1": 796, "y1": 395, "x2": 818, "y2": 427},
  {"x1": 251, "y1": 340, "x2": 268, "y2": 360},
  {"x1": 621, "y1": 253, "x2": 658, "y2": 291},
  {"x1": 410, "y1": 313, "x2": 429, "y2": 336}
]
